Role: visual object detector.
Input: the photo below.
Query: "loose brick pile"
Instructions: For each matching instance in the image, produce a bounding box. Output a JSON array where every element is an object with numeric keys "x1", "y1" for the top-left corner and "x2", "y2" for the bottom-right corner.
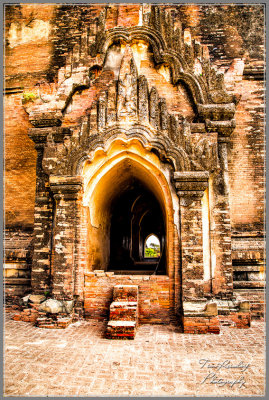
[
  {"x1": 12, "y1": 307, "x2": 78, "y2": 329},
  {"x1": 12, "y1": 308, "x2": 39, "y2": 324},
  {"x1": 10, "y1": 296, "x2": 79, "y2": 329},
  {"x1": 12, "y1": 308, "x2": 74, "y2": 329},
  {"x1": 183, "y1": 316, "x2": 220, "y2": 334},
  {"x1": 218, "y1": 312, "x2": 251, "y2": 329},
  {"x1": 35, "y1": 315, "x2": 73, "y2": 329}
]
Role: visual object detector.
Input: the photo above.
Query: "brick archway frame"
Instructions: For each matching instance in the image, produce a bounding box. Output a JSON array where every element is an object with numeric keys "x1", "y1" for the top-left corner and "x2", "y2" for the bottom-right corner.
[{"x1": 78, "y1": 138, "x2": 181, "y2": 320}]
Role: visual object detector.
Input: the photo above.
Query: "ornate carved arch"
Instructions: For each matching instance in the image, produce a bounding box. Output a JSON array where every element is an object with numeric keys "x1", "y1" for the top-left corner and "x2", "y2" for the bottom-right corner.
[
  {"x1": 24, "y1": 5, "x2": 246, "y2": 322},
  {"x1": 69, "y1": 126, "x2": 191, "y2": 176}
]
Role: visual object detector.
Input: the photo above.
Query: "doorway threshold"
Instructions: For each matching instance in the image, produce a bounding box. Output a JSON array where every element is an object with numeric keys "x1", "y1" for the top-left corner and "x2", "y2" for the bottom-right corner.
[{"x1": 109, "y1": 270, "x2": 166, "y2": 276}]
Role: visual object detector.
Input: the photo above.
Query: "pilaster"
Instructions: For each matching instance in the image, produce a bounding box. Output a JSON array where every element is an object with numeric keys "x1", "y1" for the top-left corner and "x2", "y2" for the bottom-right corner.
[
  {"x1": 174, "y1": 171, "x2": 209, "y2": 301},
  {"x1": 210, "y1": 135, "x2": 233, "y2": 297},
  {"x1": 50, "y1": 176, "x2": 83, "y2": 301},
  {"x1": 28, "y1": 128, "x2": 53, "y2": 294},
  {"x1": 197, "y1": 103, "x2": 234, "y2": 298}
]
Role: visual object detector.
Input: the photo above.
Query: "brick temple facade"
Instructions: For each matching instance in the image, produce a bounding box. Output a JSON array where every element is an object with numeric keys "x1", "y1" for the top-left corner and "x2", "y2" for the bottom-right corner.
[{"x1": 4, "y1": 4, "x2": 265, "y2": 334}]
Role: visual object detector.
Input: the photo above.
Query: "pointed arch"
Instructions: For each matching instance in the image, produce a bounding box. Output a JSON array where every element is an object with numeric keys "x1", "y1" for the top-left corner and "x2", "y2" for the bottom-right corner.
[
  {"x1": 70, "y1": 125, "x2": 191, "y2": 176},
  {"x1": 82, "y1": 140, "x2": 179, "y2": 280}
]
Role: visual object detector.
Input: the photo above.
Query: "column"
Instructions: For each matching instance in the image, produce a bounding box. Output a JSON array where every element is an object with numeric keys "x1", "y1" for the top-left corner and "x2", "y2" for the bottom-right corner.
[
  {"x1": 199, "y1": 104, "x2": 235, "y2": 298},
  {"x1": 210, "y1": 136, "x2": 233, "y2": 297},
  {"x1": 29, "y1": 128, "x2": 53, "y2": 294},
  {"x1": 174, "y1": 171, "x2": 209, "y2": 301},
  {"x1": 50, "y1": 176, "x2": 83, "y2": 301}
]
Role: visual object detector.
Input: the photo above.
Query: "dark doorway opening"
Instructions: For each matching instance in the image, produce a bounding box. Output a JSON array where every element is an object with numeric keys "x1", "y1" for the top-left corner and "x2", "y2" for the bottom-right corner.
[{"x1": 109, "y1": 178, "x2": 166, "y2": 274}]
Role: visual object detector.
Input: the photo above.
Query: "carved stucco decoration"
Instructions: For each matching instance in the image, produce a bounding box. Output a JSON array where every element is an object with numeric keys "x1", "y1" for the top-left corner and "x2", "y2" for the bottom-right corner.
[
  {"x1": 39, "y1": 45, "x2": 219, "y2": 176},
  {"x1": 25, "y1": 5, "x2": 238, "y2": 133},
  {"x1": 26, "y1": 5, "x2": 239, "y2": 180},
  {"x1": 90, "y1": 5, "x2": 240, "y2": 106},
  {"x1": 117, "y1": 46, "x2": 138, "y2": 120}
]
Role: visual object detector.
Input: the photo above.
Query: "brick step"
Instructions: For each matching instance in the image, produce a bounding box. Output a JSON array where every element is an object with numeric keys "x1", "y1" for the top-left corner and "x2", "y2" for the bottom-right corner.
[
  {"x1": 113, "y1": 285, "x2": 138, "y2": 302},
  {"x1": 109, "y1": 301, "x2": 138, "y2": 321},
  {"x1": 106, "y1": 320, "x2": 137, "y2": 339},
  {"x1": 106, "y1": 285, "x2": 139, "y2": 339}
]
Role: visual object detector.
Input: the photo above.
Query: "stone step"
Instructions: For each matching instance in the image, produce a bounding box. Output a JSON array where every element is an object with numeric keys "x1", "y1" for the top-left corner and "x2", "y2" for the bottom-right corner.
[
  {"x1": 109, "y1": 301, "x2": 138, "y2": 321},
  {"x1": 106, "y1": 285, "x2": 139, "y2": 339},
  {"x1": 106, "y1": 320, "x2": 137, "y2": 339},
  {"x1": 113, "y1": 285, "x2": 138, "y2": 302}
]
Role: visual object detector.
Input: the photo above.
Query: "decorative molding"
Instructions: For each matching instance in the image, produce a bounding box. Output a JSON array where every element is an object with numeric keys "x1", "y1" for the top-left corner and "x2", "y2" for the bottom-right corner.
[
  {"x1": 4, "y1": 87, "x2": 24, "y2": 94},
  {"x1": 174, "y1": 171, "x2": 209, "y2": 201},
  {"x1": 27, "y1": 6, "x2": 240, "y2": 180},
  {"x1": 29, "y1": 111, "x2": 63, "y2": 128},
  {"x1": 29, "y1": 127, "x2": 72, "y2": 144},
  {"x1": 90, "y1": 5, "x2": 239, "y2": 108},
  {"x1": 25, "y1": 6, "x2": 238, "y2": 136},
  {"x1": 49, "y1": 176, "x2": 83, "y2": 200},
  {"x1": 243, "y1": 62, "x2": 264, "y2": 81},
  {"x1": 39, "y1": 47, "x2": 220, "y2": 176}
]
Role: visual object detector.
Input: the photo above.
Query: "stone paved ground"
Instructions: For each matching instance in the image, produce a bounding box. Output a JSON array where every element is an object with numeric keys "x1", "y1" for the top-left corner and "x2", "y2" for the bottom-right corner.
[{"x1": 4, "y1": 313, "x2": 265, "y2": 397}]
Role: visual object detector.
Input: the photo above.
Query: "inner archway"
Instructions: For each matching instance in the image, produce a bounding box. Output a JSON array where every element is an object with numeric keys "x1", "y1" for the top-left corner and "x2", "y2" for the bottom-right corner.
[
  {"x1": 109, "y1": 178, "x2": 166, "y2": 274},
  {"x1": 144, "y1": 234, "x2": 160, "y2": 259}
]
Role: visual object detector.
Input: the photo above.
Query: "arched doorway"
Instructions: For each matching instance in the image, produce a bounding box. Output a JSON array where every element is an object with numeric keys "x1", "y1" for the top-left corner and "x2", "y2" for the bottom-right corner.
[
  {"x1": 82, "y1": 140, "x2": 178, "y2": 278},
  {"x1": 81, "y1": 139, "x2": 181, "y2": 320}
]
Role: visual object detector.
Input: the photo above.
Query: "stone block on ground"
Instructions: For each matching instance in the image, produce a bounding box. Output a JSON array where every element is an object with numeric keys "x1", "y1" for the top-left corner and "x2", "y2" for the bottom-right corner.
[
  {"x1": 28, "y1": 294, "x2": 46, "y2": 304},
  {"x1": 204, "y1": 301, "x2": 218, "y2": 316},
  {"x1": 21, "y1": 294, "x2": 31, "y2": 306},
  {"x1": 38, "y1": 299, "x2": 64, "y2": 314},
  {"x1": 239, "y1": 301, "x2": 250, "y2": 312},
  {"x1": 62, "y1": 300, "x2": 74, "y2": 314}
]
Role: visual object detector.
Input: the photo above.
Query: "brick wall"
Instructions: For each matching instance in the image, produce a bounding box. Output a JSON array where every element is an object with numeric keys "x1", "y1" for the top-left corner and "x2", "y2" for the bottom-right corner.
[
  {"x1": 4, "y1": 4, "x2": 56, "y2": 229},
  {"x1": 4, "y1": 93, "x2": 36, "y2": 228},
  {"x1": 84, "y1": 273, "x2": 172, "y2": 324},
  {"x1": 229, "y1": 79, "x2": 265, "y2": 233}
]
